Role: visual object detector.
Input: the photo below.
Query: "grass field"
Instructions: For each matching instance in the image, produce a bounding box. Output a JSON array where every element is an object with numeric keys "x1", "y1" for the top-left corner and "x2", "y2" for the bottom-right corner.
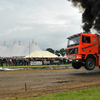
[
  {"x1": 0, "y1": 64, "x2": 71, "y2": 68},
  {"x1": 1, "y1": 88, "x2": 100, "y2": 100}
]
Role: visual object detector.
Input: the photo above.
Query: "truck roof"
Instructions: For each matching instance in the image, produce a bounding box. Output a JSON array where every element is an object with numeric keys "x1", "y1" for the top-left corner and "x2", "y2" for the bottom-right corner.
[
  {"x1": 67, "y1": 33, "x2": 81, "y2": 39},
  {"x1": 67, "y1": 33, "x2": 96, "y2": 39}
]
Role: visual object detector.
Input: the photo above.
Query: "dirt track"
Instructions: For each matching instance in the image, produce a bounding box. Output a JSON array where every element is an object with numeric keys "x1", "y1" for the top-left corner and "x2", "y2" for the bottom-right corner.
[{"x1": 0, "y1": 67, "x2": 100, "y2": 99}]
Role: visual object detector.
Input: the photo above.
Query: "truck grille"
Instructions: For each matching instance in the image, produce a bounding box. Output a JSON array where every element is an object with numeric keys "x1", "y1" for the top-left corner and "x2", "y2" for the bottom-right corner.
[{"x1": 66, "y1": 48, "x2": 78, "y2": 54}]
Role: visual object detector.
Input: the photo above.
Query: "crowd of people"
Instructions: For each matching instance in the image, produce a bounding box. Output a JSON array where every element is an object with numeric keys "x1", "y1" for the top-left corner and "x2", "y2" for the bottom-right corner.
[
  {"x1": 0, "y1": 57, "x2": 66, "y2": 67},
  {"x1": 0, "y1": 58, "x2": 29, "y2": 67}
]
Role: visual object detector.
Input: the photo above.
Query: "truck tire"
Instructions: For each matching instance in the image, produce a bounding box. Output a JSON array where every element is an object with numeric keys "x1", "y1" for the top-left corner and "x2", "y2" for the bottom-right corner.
[
  {"x1": 72, "y1": 63, "x2": 81, "y2": 69},
  {"x1": 85, "y1": 58, "x2": 95, "y2": 70}
]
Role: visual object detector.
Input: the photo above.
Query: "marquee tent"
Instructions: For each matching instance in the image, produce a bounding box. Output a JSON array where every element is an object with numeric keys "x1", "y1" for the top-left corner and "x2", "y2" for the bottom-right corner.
[
  {"x1": 0, "y1": 43, "x2": 7, "y2": 55},
  {"x1": 0, "y1": 46, "x2": 4, "y2": 54},
  {"x1": 25, "y1": 51, "x2": 58, "y2": 58},
  {"x1": 25, "y1": 41, "x2": 42, "y2": 56},
  {"x1": 0, "y1": 40, "x2": 42, "y2": 58},
  {"x1": 0, "y1": 41, "x2": 24, "y2": 57}
]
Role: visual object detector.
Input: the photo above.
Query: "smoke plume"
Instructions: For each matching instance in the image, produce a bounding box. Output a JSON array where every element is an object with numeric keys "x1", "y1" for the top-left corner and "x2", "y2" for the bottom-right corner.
[{"x1": 67, "y1": 0, "x2": 100, "y2": 33}]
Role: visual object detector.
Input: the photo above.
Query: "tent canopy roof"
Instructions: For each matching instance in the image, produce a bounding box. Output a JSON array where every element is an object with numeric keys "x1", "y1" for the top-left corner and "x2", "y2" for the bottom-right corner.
[{"x1": 25, "y1": 51, "x2": 58, "y2": 58}]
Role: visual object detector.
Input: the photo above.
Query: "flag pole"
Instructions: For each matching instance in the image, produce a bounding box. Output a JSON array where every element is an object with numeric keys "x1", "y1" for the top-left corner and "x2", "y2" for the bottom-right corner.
[
  {"x1": 29, "y1": 42, "x2": 30, "y2": 58},
  {"x1": 29, "y1": 42, "x2": 30, "y2": 65}
]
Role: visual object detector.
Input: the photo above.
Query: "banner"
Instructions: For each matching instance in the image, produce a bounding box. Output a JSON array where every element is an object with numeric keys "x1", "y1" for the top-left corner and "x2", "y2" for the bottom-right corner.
[
  {"x1": 30, "y1": 61, "x2": 42, "y2": 65},
  {"x1": 44, "y1": 61, "x2": 50, "y2": 65}
]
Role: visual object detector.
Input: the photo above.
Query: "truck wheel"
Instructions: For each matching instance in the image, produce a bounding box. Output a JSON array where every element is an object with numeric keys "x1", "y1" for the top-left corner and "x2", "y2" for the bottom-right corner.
[
  {"x1": 85, "y1": 58, "x2": 95, "y2": 70},
  {"x1": 72, "y1": 63, "x2": 81, "y2": 69}
]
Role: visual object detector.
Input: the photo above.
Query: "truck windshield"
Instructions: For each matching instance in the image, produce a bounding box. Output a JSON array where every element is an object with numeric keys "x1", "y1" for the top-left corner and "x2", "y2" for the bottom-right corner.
[{"x1": 67, "y1": 35, "x2": 80, "y2": 47}]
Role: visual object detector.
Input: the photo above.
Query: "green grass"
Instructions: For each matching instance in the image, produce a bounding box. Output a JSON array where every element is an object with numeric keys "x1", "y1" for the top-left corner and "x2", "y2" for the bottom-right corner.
[
  {"x1": 2, "y1": 88, "x2": 100, "y2": 100},
  {"x1": 0, "y1": 64, "x2": 71, "y2": 68}
]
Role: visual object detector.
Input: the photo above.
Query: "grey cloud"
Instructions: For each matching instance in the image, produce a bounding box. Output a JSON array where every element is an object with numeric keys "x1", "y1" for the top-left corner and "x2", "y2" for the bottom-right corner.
[{"x1": 0, "y1": 0, "x2": 82, "y2": 50}]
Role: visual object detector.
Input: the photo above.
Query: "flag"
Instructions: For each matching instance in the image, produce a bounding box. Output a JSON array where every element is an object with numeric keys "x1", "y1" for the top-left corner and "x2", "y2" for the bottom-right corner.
[{"x1": 26, "y1": 46, "x2": 29, "y2": 54}]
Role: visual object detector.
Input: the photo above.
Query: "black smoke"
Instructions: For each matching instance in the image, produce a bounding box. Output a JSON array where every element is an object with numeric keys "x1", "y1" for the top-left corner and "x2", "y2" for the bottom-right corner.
[{"x1": 67, "y1": 0, "x2": 100, "y2": 33}]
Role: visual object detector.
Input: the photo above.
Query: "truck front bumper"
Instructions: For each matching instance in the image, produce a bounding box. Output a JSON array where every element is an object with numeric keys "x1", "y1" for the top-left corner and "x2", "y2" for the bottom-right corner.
[{"x1": 66, "y1": 59, "x2": 83, "y2": 63}]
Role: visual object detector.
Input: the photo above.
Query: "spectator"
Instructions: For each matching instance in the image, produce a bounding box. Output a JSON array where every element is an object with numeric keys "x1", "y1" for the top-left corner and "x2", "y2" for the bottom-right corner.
[
  {"x1": 50, "y1": 58, "x2": 54, "y2": 65},
  {"x1": 6, "y1": 58, "x2": 9, "y2": 66},
  {"x1": 1, "y1": 58, "x2": 3, "y2": 67},
  {"x1": 12, "y1": 58, "x2": 15, "y2": 66},
  {"x1": 24, "y1": 59, "x2": 26, "y2": 66},
  {"x1": 26, "y1": 59, "x2": 29, "y2": 66},
  {"x1": 9, "y1": 58, "x2": 12, "y2": 66},
  {"x1": 21, "y1": 58, "x2": 24, "y2": 66}
]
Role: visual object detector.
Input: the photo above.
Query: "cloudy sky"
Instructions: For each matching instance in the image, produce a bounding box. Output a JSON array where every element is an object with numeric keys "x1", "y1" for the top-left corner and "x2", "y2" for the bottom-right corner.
[{"x1": 0, "y1": 0, "x2": 83, "y2": 50}]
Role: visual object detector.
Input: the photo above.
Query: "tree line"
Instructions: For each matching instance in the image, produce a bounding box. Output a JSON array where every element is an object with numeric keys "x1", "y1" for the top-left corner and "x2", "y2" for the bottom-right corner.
[{"x1": 46, "y1": 48, "x2": 66, "y2": 57}]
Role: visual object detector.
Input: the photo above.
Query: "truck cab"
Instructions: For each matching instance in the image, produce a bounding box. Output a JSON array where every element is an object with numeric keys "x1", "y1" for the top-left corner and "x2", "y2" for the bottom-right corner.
[{"x1": 66, "y1": 33, "x2": 99, "y2": 70}]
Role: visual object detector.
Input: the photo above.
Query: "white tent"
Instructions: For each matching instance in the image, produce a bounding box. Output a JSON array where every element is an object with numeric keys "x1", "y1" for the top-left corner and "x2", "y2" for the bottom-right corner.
[
  {"x1": 0, "y1": 41, "x2": 24, "y2": 57},
  {"x1": 0, "y1": 45, "x2": 7, "y2": 57},
  {"x1": 25, "y1": 41, "x2": 42, "y2": 56},
  {"x1": 25, "y1": 51, "x2": 58, "y2": 58},
  {"x1": 0, "y1": 46, "x2": 3, "y2": 54},
  {"x1": 0, "y1": 40, "x2": 42, "y2": 58},
  {"x1": 0, "y1": 42, "x2": 7, "y2": 55},
  {"x1": 19, "y1": 47, "x2": 26, "y2": 57}
]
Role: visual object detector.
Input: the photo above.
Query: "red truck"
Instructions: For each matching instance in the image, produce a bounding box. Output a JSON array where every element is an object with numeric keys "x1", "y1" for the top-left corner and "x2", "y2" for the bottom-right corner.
[{"x1": 66, "y1": 32, "x2": 100, "y2": 70}]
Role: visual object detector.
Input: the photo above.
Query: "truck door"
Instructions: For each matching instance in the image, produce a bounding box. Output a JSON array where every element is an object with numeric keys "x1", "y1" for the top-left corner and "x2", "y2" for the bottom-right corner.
[
  {"x1": 91, "y1": 36, "x2": 98, "y2": 54},
  {"x1": 82, "y1": 36, "x2": 91, "y2": 54}
]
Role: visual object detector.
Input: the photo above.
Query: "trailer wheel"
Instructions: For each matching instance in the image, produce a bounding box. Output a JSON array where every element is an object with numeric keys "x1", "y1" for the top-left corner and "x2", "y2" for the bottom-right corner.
[
  {"x1": 85, "y1": 58, "x2": 95, "y2": 70},
  {"x1": 72, "y1": 63, "x2": 81, "y2": 69}
]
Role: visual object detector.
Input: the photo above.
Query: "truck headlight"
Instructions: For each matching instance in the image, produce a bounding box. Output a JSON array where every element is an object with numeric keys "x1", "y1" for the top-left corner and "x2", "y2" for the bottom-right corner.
[{"x1": 76, "y1": 55, "x2": 82, "y2": 59}]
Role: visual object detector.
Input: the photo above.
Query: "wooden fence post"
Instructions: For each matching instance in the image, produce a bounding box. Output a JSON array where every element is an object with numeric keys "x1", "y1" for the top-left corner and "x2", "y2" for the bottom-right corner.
[{"x1": 24, "y1": 82, "x2": 27, "y2": 98}]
